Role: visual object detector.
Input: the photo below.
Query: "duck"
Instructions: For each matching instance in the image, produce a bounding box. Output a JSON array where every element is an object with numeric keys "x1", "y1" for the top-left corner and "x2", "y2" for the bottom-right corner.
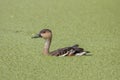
[{"x1": 32, "y1": 29, "x2": 90, "y2": 57}]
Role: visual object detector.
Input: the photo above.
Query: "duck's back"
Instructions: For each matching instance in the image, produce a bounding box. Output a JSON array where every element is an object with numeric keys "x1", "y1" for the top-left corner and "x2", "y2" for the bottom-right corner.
[{"x1": 50, "y1": 44, "x2": 87, "y2": 56}]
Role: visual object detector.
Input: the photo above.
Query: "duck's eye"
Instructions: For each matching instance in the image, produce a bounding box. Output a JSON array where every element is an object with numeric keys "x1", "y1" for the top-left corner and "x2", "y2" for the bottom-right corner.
[{"x1": 42, "y1": 31, "x2": 46, "y2": 33}]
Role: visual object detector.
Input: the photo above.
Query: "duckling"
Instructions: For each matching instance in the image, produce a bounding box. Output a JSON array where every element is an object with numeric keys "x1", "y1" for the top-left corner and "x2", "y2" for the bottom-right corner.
[{"x1": 32, "y1": 29, "x2": 90, "y2": 56}]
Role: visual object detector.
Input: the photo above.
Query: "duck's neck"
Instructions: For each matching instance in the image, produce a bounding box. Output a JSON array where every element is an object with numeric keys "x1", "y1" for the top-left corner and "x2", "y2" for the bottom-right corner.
[{"x1": 43, "y1": 38, "x2": 52, "y2": 55}]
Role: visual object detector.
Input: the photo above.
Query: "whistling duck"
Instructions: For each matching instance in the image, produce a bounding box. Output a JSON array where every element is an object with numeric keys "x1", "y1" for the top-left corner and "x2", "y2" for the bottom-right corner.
[{"x1": 32, "y1": 29, "x2": 90, "y2": 57}]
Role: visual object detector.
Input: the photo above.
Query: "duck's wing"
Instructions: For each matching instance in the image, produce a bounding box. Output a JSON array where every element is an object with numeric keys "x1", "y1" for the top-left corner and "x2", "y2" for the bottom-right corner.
[
  {"x1": 50, "y1": 47, "x2": 72, "y2": 56},
  {"x1": 50, "y1": 44, "x2": 89, "y2": 56}
]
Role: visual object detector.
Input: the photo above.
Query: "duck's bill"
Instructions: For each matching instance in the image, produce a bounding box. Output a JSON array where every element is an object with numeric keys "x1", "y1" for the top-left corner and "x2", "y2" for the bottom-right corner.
[{"x1": 31, "y1": 34, "x2": 41, "y2": 38}]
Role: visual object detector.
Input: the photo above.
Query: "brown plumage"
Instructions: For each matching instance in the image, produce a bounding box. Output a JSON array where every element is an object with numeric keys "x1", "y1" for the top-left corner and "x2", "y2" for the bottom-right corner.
[{"x1": 32, "y1": 29, "x2": 90, "y2": 56}]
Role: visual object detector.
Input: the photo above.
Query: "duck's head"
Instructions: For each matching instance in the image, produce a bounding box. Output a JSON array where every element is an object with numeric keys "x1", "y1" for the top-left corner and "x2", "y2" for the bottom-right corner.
[{"x1": 32, "y1": 29, "x2": 52, "y2": 39}]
